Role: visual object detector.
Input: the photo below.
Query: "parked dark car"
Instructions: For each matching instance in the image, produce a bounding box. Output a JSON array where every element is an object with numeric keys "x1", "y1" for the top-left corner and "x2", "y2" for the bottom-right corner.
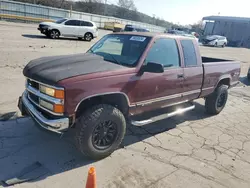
[
  {"x1": 123, "y1": 24, "x2": 149, "y2": 32},
  {"x1": 167, "y1": 29, "x2": 186, "y2": 35},
  {"x1": 18, "y1": 32, "x2": 241, "y2": 160}
]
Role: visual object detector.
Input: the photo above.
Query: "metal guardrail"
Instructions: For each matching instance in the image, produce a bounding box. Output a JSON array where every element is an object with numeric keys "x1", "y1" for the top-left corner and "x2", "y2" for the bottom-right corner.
[
  {"x1": 0, "y1": 0, "x2": 165, "y2": 32},
  {"x1": 0, "y1": 13, "x2": 53, "y2": 22}
]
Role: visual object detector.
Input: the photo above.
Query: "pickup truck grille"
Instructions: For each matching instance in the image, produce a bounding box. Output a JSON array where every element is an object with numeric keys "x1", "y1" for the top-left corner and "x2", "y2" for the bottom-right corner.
[
  {"x1": 27, "y1": 79, "x2": 39, "y2": 90},
  {"x1": 25, "y1": 78, "x2": 64, "y2": 116},
  {"x1": 28, "y1": 92, "x2": 39, "y2": 104}
]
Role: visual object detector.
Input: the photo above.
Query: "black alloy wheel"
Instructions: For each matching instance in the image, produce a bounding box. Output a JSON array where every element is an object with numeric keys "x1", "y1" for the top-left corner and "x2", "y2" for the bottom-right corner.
[{"x1": 92, "y1": 120, "x2": 118, "y2": 150}]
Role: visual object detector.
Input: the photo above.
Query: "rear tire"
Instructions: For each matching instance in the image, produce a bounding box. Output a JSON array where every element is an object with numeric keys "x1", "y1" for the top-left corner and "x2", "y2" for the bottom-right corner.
[
  {"x1": 84, "y1": 32, "x2": 93, "y2": 42},
  {"x1": 222, "y1": 43, "x2": 226, "y2": 48},
  {"x1": 214, "y1": 42, "x2": 218, "y2": 47},
  {"x1": 75, "y1": 104, "x2": 126, "y2": 159},
  {"x1": 205, "y1": 85, "x2": 228, "y2": 115}
]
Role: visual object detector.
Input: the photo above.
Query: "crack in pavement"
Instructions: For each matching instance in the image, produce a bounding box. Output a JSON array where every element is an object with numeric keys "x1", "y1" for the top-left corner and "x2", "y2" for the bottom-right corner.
[
  {"x1": 125, "y1": 101, "x2": 250, "y2": 185},
  {"x1": 145, "y1": 169, "x2": 179, "y2": 188},
  {"x1": 1, "y1": 83, "x2": 250, "y2": 187},
  {"x1": 140, "y1": 151, "x2": 230, "y2": 188}
]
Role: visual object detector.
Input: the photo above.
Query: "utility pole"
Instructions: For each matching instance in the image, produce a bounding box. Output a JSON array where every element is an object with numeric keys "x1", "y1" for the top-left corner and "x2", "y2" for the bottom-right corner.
[
  {"x1": 104, "y1": 0, "x2": 107, "y2": 16},
  {"x1": 70, "y1": 4, "x2": 72, "y2": 17},
  {"x1": 152, "y1": 14, "x2": 156, "y2": 25}
]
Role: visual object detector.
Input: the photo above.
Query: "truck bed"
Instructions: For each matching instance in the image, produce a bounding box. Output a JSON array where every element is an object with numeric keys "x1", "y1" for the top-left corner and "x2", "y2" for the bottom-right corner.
[
  {"x1": 200, "y1": 58, "x2": 241, "y2": 97},
  {"x1": 202, "y1": 56, "x2": 231, "y2": 63}
]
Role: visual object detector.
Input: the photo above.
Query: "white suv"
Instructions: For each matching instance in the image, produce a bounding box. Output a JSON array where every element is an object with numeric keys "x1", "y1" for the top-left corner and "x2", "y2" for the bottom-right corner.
[
  {"x1": 38, "y1": 18, "x2": 98, "y2": 41},
  {"x1": 202, "y1": 35, "x2": 227, "y2": 47}
]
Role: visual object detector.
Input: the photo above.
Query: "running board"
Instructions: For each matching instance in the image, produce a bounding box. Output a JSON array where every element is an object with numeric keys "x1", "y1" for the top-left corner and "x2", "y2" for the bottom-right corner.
[{"x1": 130, "y1": 105, "x2": 195, "y2": 126}]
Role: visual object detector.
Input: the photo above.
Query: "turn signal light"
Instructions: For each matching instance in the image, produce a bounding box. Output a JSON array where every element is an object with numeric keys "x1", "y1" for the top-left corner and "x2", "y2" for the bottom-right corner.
[
  {"x1": 55, "y1": 90, "x2": 65, "y2": 99},
  {"x1": 54, "y1": 104, "x2": 64, "y2": 113}
]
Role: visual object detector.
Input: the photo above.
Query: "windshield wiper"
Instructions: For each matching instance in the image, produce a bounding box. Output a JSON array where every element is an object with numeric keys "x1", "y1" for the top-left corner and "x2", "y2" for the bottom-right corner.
[
  {"x1": 88, "y1": 49, "x2": 94, "y2": 53},
  {"x1": 88, "y1": 50, "x2": 122, "y2": 65},
  {"x1": 105, "y1": 53, "x2": 121, "y2": 65}
]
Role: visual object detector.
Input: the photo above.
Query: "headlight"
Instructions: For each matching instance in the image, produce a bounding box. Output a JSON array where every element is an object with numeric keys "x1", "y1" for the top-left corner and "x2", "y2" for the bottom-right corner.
[
  {"x1": 41, "y1": 25, "x2": 49, "y2": 29},
  {"x1": 39, "y1": 99, "x2": 64, "y2": 113},
  {"x1": 39, "y1": 99, "x2": 54, "y2": 111},
  {"x1": 40, "y1": 85, "x2": 64, "y2": 99}
]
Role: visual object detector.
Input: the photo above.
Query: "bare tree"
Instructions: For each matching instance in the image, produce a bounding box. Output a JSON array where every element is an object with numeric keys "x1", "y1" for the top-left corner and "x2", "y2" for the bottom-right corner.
[
  {"x1": 118, "y1": 0, "x2": 136, "y2": 11},
  {"x1": 59, "y1": 0, "x2": 64, "y2": 8},
  {"x1": 190, "y1": 20, "x2": 204, "y2": 34},
  {"x1": 79, "y1": 0, "x2": 104, "y2": 2}
]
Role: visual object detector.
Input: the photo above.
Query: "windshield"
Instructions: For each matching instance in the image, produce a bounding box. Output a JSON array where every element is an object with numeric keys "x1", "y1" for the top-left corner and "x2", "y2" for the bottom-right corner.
[
  {"x1": 55, "y1": 18, "x2": 67, "y2": 24},
  {"x1": 88, "y1": 34, "x2": 151, "y2": 67},
  {"x1": 176, "y1": 30, "x2": 185, "y2": 35}
]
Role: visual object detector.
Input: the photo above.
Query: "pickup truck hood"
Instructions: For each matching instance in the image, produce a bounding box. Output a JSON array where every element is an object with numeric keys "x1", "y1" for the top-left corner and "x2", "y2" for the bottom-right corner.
[{"x1": 23, "y1": 53, "x2": 126, "y2": 85}]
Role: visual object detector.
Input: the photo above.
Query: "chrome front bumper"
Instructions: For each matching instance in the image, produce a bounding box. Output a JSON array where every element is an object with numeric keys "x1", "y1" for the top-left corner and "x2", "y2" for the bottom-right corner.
[{"x1": 21, "y1": 91, "x2": 69, "y2": 134}]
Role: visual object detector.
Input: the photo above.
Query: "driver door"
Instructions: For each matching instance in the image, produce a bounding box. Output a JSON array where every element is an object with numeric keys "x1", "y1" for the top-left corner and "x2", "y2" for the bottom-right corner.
[
  {"x1": 133, "y1": 38, "x2": 184, "y2": 114},
  {"x1": 61, "y1": 20, "x2": 80, "y2": 36}
]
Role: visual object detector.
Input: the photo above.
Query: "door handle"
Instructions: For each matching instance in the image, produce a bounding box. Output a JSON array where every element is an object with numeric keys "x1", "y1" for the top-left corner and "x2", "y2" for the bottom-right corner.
[{"x1": 177, "y1": 74, "x2": 184, "y2": 78}]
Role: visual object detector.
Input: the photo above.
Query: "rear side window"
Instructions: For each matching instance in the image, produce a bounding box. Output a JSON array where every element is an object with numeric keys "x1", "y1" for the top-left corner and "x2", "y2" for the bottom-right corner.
[
  {"x1": 180, "y1": 40, "x2": 197, "y2": 67},
  {"x1": 124, "y1": 27, "x2": 134, "y2": 31},
  {"x1": 65, "y1": 20, "x2": 80, "y2": 26},
  {"x1": 80, "y1": 21, "x2": 94, "y2": 27},
  {"x1": 146, "y1": 38, "x2": 180, "y2": 68}
]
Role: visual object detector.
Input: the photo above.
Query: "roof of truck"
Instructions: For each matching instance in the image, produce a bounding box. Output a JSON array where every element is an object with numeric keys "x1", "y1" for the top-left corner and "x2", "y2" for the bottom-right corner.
[{"x1": 112, "y1": 32, "x2": 195, "y2": 40}]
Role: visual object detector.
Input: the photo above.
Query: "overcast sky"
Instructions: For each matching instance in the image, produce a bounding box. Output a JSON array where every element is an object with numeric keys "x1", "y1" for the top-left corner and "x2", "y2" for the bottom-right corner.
[{"x1": 107, "y1": 0, "x2": 250, "y2": 25}]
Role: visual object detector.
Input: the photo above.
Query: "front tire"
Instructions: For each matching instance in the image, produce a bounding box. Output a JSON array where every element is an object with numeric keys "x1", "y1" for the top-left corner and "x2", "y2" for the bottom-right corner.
[
  {"x1": 75, "y1": 104, "x2": 126, "y2": 159},
  {"x1": 205, "y1": 85, "x2": 228, "y2": 115},
  {"x1": 49, "y1": 29, "x2": 60, "y2": 39}
]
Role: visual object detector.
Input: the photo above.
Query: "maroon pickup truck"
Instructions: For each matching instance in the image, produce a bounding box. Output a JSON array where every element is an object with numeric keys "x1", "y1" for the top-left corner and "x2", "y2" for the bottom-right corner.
[{"x1": 18, "y1": 32, "x2": 241, "y2": 159}]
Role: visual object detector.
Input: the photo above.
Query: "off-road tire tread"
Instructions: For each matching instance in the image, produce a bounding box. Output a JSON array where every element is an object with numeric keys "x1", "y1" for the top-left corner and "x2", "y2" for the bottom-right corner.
[
  {"x1": 74, "y1": 104, "x2": 126, "y2": 159},
  {"x1": 205, "y1": 85, "x2": 228, "y2": 115}
]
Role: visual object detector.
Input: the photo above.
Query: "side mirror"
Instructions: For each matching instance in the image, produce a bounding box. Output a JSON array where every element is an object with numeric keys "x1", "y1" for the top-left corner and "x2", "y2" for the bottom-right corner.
[{"x1": 143, "y1": 62, "x2": 164, "y2": 73}]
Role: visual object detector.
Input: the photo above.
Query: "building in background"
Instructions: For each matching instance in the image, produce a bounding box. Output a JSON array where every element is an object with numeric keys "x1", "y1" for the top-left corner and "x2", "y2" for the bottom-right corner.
[{"x1": 203, "y1": 16, "x2": 250, "y2": 48}]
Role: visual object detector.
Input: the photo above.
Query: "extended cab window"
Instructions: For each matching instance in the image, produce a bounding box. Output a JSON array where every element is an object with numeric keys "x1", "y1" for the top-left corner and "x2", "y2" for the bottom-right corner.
[
  {"x1": 180, "y1": 40, "x2": 197, "y2": 67},
  {"x1": 65, "y1": 20, "x2": 80, "y2": 26},
  {"x1": 146, "y1": 38, "x2": 180, "y2": 68}
]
